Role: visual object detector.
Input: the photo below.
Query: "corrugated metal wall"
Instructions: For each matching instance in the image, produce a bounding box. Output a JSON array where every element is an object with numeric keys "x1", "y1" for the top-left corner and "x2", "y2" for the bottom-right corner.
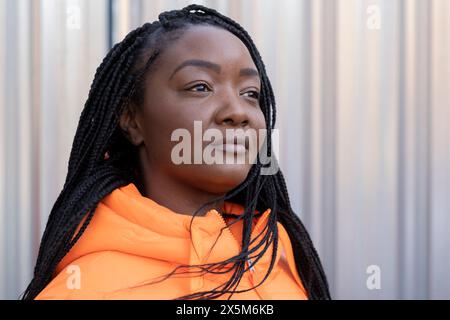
[
  {"x1": 0, "y1": 0, "x2": 108, "y2": 299},
  {"x1": 0, "y1": 0, "x2": 449, "y2": 299}
]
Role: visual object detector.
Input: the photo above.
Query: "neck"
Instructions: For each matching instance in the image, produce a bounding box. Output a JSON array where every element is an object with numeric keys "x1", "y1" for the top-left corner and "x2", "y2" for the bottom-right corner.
[{"x1": 137, "y1": 168, "x2": 225, "y2": 217}]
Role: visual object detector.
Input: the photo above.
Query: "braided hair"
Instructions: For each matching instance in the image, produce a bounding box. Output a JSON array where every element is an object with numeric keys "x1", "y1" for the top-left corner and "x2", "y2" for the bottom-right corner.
[{"x1": 21, "y1": 4, "x2": 331, "y2": 300}]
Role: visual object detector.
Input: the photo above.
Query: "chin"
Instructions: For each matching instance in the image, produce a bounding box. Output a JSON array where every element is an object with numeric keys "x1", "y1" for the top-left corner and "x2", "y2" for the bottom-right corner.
[{"x1": 200, "y1": 164, "x2": 251, "y2": 194}]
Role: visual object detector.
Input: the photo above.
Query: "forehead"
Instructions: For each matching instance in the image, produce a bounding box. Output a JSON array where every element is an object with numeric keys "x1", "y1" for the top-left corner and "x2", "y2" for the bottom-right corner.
[{"x1": 157, "y1": 25, "x2": 257, "y2": 71}]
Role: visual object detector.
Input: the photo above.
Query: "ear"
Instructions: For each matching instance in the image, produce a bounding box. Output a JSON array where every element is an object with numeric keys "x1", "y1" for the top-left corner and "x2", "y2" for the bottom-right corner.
[{"x1": 119, "y1": 105, "x2": 144, "y2": 146}]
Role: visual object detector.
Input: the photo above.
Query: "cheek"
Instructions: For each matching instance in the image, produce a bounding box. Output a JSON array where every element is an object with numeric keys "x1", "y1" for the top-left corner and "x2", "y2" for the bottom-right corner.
[
  {"x1": 255, "y1": 110, "x2": 267, "y2": 131},
  {"x1": 140, "y1": 96, "x2": 189, "y2": 149},
  {"x1": 253, "y1": 108, "x2": 267, "y2": 139},
  {"x1": 143, "y1": 121, "x2": 188, "y2": 165},
  {"x1": 139, "y1": 107, "x2": 204, "y2": 168}
]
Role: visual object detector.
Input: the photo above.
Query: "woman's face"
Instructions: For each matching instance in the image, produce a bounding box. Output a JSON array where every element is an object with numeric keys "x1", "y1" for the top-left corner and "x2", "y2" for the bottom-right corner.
[{"x1": 120, "y1": 24, "x2": 266, "y2": 199}]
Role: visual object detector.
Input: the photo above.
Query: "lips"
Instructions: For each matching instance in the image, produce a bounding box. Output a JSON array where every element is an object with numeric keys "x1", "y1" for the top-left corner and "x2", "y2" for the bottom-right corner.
[
  {"x1": 213, "y1": 143, "x2": 247, "y2": 154},
  {"x1": 210, "y1": 135, "x2": 249, "y2": 154}
]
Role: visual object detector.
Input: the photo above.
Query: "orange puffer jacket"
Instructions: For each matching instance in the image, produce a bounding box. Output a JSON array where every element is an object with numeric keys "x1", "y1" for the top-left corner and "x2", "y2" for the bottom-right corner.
[{"x1": 35, "y1": 183, "x2": 308, "y2": 300}]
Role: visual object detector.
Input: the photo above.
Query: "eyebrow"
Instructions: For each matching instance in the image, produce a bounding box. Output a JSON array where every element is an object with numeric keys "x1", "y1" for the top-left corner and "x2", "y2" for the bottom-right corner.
[{"x1": 169, "y1": 59, "x2": 260, "y2": 80}]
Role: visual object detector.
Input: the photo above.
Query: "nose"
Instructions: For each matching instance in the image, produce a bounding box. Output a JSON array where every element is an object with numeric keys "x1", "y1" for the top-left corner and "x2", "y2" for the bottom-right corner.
[{"x1": 214, "y1": 88, "x2": 250, "y2": 128}]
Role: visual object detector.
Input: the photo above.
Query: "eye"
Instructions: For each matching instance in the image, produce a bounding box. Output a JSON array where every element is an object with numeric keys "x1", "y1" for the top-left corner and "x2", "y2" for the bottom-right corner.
[
  {"x1": 186, "y1": 83, "x2": 211, "y2": 92},
  {"x1": 242, "y1": 90, "x2": 260, "y2": 100}
]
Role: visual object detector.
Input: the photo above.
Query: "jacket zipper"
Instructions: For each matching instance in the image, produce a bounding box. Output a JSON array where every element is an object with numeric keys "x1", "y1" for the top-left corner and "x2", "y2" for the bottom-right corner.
[{"x1": 212, "y1": 209, "x2": 270, "y2": 274}]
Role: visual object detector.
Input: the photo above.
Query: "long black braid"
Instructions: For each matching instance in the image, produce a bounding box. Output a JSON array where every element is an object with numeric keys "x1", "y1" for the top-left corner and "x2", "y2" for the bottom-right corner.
[{"x1": 21, "y1": 4, "x2": 330, "y2": 300}]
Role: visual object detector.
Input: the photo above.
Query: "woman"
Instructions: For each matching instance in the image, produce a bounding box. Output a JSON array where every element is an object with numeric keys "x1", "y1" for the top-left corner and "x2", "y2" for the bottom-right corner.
[{"x1": 22, "y1": 4, "x2": 330, "y2": 300}]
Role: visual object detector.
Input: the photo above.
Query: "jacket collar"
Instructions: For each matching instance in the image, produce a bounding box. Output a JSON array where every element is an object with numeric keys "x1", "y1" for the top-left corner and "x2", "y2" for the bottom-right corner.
[{"x1": 57, "y1": 183, "x2": 276, "y2": 272}]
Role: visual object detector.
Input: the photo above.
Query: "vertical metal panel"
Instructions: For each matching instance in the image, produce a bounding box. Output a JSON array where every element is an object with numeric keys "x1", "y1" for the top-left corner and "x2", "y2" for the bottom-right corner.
[
  {"x1": 4, "y1": 0, "x2": 20, "y2": 298},
  {"x1": 430, "y1": 0, "x2": 450, "y2": 299},
  {"x1": 0, "y1": 0, "x2": 7, "y2": 299},
  {"x1": 17, "y1": 0, "x2": 33, "y2": 298}
]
